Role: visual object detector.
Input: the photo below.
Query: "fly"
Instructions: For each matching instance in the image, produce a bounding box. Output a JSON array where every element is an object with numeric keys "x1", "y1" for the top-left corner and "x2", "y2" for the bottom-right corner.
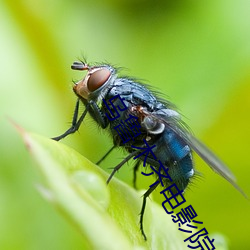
[{"x1": 52, "y1": 60, "x2": 247, "y2": 240}]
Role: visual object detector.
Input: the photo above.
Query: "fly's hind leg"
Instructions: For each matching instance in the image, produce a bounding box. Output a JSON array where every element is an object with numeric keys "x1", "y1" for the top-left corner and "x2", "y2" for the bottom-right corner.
[
  {"x1": 140, "y1": 181, "x2": 159, "y2": 240},
  {"x1": 133, "y1": 161, "x2": 140, "y2": 189},
  {"x1": 107, "y1": 151, "x2": 138, "y2": 184}
]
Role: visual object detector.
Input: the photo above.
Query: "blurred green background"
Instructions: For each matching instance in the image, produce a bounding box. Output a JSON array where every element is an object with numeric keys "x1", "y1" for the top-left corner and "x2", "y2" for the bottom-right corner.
[{"x1": 1, "y1": 0, "x2": 250, "y2": 249}]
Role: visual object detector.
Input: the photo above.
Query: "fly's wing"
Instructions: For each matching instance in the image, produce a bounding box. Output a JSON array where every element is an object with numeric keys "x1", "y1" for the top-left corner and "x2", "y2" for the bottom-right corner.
[
  {"x1": 152, "y1": 109, "x2": 248, "y2": 199},
  {"x1": 180, "y1": 131, "x2": 248, "y2": 198}
]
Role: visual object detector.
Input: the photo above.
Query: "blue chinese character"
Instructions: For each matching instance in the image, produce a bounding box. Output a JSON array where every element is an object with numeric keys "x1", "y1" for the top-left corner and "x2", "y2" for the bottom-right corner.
[
  {"x1": 178, "y1": 221, "x2": 203, "y2": 234},
  {"x1": 186, "y1": 237, "x2": 215, "y2": 250},
  {"x1": 184, "y1": 228, "x2": 215, "y2": 250},
  {"x1": 125, "y1": 114, "x2": 142, "y2": 138},
  {"x1": 103, "y1": 94, "x2": 127, "y2": 121},
  {"x1": 160, "y1": 183, "x2": 186, "y2": 214},
  {"x1": 202, "y1": 236, "x2": 216, "y2": 250},
  {"x1": 172, "y1": 205, "x2": 198, "y2": 224},
  {"x1": 114, "y1": 120, "x2": 133, "y2": 143},
  {"x1": 114, "y1": 114, "x2": 142, "y2": 144},
  {"x1": 184, "y1": 227, "x2": 208, "y2": 243},
  {"x1": 131, "y1": 139, "x2": 157, "y2": 167},
  {"x1": 141, "y1": 160, "x2": 173, "y2": 187}
]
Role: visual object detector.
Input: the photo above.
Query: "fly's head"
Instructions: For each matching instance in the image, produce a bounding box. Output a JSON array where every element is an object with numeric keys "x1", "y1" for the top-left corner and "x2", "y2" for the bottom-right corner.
[{"x1": 72, "y1": 61, "x2": 116, "y2": 100}]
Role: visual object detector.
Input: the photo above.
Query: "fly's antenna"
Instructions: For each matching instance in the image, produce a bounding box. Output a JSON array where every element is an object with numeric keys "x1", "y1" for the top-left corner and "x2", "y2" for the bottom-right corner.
[{"x1": 71, "y1": 61, "x2": 89, "y2": 71}]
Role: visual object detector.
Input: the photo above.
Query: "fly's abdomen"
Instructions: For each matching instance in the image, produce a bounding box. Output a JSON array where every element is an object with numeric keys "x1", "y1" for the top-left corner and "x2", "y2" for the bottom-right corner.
[{"x1": 154, "y1": 129, "x2": 194, "y2": 191}]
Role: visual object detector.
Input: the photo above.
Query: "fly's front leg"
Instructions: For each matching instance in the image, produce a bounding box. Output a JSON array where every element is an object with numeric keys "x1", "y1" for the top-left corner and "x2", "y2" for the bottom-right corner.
[
  {"x1": 88, "y1": 100, "x2": 108, "y2": 129},
  {"x1": 52, "y1": 99, "x2": 89, "y2": 141}
]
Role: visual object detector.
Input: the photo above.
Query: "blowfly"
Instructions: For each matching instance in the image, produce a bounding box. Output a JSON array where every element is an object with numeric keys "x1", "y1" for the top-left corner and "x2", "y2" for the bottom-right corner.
[{"x1": 52, "y1": 60, "x2": 247, "y2": 239}]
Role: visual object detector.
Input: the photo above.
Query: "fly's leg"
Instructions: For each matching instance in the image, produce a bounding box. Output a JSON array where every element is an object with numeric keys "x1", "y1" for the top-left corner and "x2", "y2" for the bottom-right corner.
[
  {"x1": 140, "y1": 181, "x2": 160, "y2": 240},
  {"x1": 52, "y1": 99, "x2": 89, "y2": 141},
  {"x1": 107, "y1": 151, "x2": 138, "y2": 184},
  {"x1": 89, "y1": 100, "x2": 107, "y2": 129},
  {"x1": 52, "y1": 99, "x2": 108, "y2": 141},
  {"x1": 133, "y1": 161, "x2": 140, "y2": 189},
  {"x1": 96, "y1": 146, "x2": 116, "y2": 165}
]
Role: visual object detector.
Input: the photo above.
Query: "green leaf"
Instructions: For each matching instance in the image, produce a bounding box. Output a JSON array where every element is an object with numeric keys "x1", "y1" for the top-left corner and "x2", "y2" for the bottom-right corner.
[{"x1": 19, "y1": 128, "x2": 187, "y2": 250}]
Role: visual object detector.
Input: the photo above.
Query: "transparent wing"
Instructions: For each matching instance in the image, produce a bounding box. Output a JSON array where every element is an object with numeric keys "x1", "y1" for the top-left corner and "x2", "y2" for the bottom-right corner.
[{"x1": 150, "y1": 110, "x2": 248, "y2": 199}]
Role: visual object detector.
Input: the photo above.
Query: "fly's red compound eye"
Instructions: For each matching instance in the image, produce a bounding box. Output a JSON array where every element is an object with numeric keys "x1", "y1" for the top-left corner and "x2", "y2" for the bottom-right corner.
[{"x1": 87, "y1": 68, "x2": 111, "y2": 92}]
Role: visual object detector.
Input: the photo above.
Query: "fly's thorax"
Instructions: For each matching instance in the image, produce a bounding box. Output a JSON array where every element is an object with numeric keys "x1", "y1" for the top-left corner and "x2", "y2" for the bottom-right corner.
[{"x1": 73, "y1": 64, "x2": 117, "y2": 102}]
